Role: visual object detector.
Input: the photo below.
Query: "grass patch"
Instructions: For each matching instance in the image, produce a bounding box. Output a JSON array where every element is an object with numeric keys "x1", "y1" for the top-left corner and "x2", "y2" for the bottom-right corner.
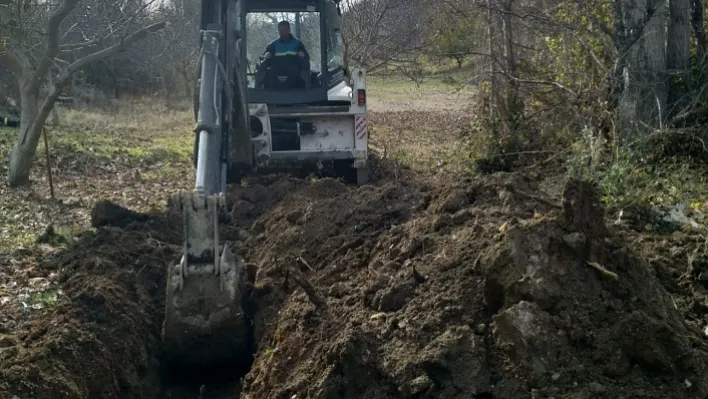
[
  {"x1": 598, "y1": 156, "x2": 708, "y2": 212},
  {"x1": 367, "y1": 73, "x2": 474, "y2": 103},
  {"x1": 28, "y1": 288, "x2": 60, "y2": 309},
  {"x1": 43, "y1": 103, "x2": 194, "y2": 169},
  {"x1": 0, "y1": 126, "x2": 16, "y2": 161},
  {"x1": 46, "y1": 133, "x2": 192, "y2": 167},
  {"x1": 1, "y1": 231, "x2": 36, "y2": 250},
  {"x1": 558, "y1": 132, "x2": 708, "y2": 230}
]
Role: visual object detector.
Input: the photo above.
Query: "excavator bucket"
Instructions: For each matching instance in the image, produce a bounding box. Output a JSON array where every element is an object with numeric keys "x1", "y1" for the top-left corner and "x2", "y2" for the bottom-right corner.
[{"x1": 162, "y1": 192, "x2": 249, "y2": 368}]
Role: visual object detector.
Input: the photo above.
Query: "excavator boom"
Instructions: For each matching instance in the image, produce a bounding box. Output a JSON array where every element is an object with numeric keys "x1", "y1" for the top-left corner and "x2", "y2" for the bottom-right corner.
[{"x1": 162, "y1": 22, "x2": 249, "y2": 368}]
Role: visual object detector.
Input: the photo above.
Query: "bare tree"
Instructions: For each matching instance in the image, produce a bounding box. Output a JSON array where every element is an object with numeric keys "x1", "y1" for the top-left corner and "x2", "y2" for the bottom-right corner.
[
  {"x1": 341, "y1": 0, "x2": 434, "y2": 72},
  {"x1": 156, "y1": 0, "x2": 200, "y2": 99},
  {"x1": 0, "y1": 0, "x2": 165, "y2": 187},
  {"x1": 667, "y1": 0, "x2": 691, "y2": 116},
  {"x1": 691, "y1": 0, "x2": 706, "y2": 66}
]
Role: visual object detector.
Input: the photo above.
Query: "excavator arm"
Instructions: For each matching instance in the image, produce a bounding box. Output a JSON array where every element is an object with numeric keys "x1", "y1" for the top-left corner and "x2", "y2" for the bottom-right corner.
[
  {"x1": 162, "y1": 0, "x2": 355, "y2": 370},
  {"x1": 162, "y1": 2, "x2": 251, "y2": 369}
]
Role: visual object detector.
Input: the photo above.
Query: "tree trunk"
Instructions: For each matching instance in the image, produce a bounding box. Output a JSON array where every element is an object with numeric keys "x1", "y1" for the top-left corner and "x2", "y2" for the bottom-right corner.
[
  {"x1": 180, "y1": 65, "x2": 193, "y2": 100},
  {"x1": 8, "y1": 86, "x2": 40, "y2": 187},
  {"x1": 667, "y1": 0, "x2": 692, "y2": 115},
  {"x1": 691, "y1": 0, "x2": 706, "y2": 66},
  {"x1": 617, "y1": 0, "x2": 668, "y2": 137},
  {"x1": 8, "y1": 70, "x2": 72, "y2": 187},
  {"x1": 455, "y1": 56, "x2": 463, "y2": 69},
  {"x1": 109, "y1": 64, "x2": 119, "y2": 99},
  {"x1": 500, "y1": 0, "x2": 522, "y2": 135},
  {"x1": 487, "y1": 0, "x2": 499, "y2": 122}
]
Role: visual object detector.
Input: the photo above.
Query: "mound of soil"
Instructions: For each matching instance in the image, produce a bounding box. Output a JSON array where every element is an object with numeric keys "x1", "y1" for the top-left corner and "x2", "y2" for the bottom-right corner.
[
  {"x1": 2, "y1": 173, "x2": 707, "y2": 399},
  {"x1": 234, "y1": 174, "x2": 708, "y2": 398},
  {"x1": 0, "y1": 209, "x2": 179, "y2": 399}
]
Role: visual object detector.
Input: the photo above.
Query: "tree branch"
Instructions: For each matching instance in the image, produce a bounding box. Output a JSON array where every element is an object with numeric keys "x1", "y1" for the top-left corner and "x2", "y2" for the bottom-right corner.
[
  {"x1": 60, "y1": 22, "x2": 79, "y2": 41},
  {"x1": 25, "y1": 22, "x2": 166, "y2": 145},
  {"x1": 669, "y1": 82, "x2": 708, "y2": 125},
  {"x1": 31, "y1": 0, "x2": 80, "y2": 90},
  {"x1": 62, "y1": 22, "x2": 166, "y2": 79},
  {"x1": 60, "y1": 37, "x2": 103, "y2": 51},
  {"x1": 508, "y1": 76, "x2": 578, "y2": 97},
  {"x1": 578, "y1": 2, "x2": 616, "y2": 42}
]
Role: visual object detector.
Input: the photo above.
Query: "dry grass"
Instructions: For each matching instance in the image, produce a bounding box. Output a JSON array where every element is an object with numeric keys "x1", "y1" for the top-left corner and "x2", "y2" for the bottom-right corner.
[
  {"x1": 367, "y1": 75, "x2": 476, "y2": 173},
  {"x1": 367, "y1": 74, "x2": 476, "y2": 112}
]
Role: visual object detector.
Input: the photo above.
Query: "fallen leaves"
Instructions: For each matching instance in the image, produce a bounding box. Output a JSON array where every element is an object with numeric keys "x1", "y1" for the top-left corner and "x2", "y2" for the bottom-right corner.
[{"x1": 0, "y1": 250, "x2": 63, "y2": 334}]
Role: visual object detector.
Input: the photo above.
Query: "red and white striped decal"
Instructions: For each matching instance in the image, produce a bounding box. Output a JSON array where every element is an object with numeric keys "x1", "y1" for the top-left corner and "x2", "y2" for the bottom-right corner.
[{"x1": 355, "y1": 115, "x2": 367, "y2": 140}]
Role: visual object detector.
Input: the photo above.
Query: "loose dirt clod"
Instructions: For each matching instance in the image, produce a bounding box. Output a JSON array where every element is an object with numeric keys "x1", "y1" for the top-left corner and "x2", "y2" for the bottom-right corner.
[{"x1": 91, "y1": 199, "x2": 151, "y2": 228}]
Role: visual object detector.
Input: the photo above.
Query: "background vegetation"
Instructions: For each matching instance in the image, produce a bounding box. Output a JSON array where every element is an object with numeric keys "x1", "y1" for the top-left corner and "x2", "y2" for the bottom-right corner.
[{"x1": 1, "y1": 0, "x2": 708, "y2": 230}]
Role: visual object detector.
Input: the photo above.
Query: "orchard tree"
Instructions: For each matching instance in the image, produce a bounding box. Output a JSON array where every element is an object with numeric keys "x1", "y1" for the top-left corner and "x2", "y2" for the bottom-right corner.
[
  {"x1": 0, "y1": 0, "x2": 164, "y2": 187},
  {"x1": 433, "y1": 25, "x2": 475, "y2": 69},
  {"x1": 429, "y1": 2, "x2": 479, "y2": 69}
]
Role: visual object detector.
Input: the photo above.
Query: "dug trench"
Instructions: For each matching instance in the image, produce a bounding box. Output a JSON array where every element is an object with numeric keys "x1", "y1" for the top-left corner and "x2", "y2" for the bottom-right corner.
[{"x1": 1, "y1": 172, "x2": 708, "y2": 399}]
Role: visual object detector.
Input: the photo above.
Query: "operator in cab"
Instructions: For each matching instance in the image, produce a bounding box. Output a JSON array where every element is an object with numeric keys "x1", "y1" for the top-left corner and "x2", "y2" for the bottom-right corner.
[{"x1": 261, "y1": 21, "x2": 311, "y2": 88}]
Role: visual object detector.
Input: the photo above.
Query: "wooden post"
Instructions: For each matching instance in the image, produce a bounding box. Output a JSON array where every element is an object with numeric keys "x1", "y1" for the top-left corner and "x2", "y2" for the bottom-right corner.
[{"x1": 42, "y1": 127, "x2": 55, "y2": 200}]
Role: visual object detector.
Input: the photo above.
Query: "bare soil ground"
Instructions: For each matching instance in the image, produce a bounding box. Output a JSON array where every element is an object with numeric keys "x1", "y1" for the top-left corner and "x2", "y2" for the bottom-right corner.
[
  {"x1": 235, "y1": 174, "x2": 708, "y2": 399},
  {"x1": 0, "y1": 210, "x2": 178, "y2": 399},
  {"x1": 3, "y1": 172, "x2": 708, "y2": 399},
  {"x1": 1, "y1": 79, "x2": 707, "y2": 399}
]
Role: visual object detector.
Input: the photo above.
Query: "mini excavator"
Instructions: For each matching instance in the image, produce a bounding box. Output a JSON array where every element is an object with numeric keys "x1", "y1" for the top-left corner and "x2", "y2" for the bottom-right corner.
[{"x1": 162, "y1": 0, "x2": 368, "y2": 368}]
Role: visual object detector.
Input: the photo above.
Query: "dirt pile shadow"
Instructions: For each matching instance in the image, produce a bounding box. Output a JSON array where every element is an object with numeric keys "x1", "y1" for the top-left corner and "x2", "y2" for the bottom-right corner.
[
  {"x1": 0, "y1": 205, "x2": 179, "y2": 399},
  {"x1": 233, "y1": 174, "x2": 708, "y2": 398}
]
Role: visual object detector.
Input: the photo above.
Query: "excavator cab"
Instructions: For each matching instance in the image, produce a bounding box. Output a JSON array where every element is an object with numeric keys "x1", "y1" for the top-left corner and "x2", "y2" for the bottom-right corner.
[
  {"x1": 241, "y1": 0, "x2": 368, "y2": 181},
  {"x1": 163, "y1": 0, "x2": 367, "y2": 372},
  {"x1": 244, "y1": 1, "x2": 345, "y2": 99}
]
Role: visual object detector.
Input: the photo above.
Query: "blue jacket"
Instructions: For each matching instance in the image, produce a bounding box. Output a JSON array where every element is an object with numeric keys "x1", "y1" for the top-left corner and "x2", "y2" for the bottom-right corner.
[
  {"x1": 271, "y1": 37, "x2": 301, "y2": 56},
  {"x1": 265, "y1": 34, "x2": 310, "y2": 65}
]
